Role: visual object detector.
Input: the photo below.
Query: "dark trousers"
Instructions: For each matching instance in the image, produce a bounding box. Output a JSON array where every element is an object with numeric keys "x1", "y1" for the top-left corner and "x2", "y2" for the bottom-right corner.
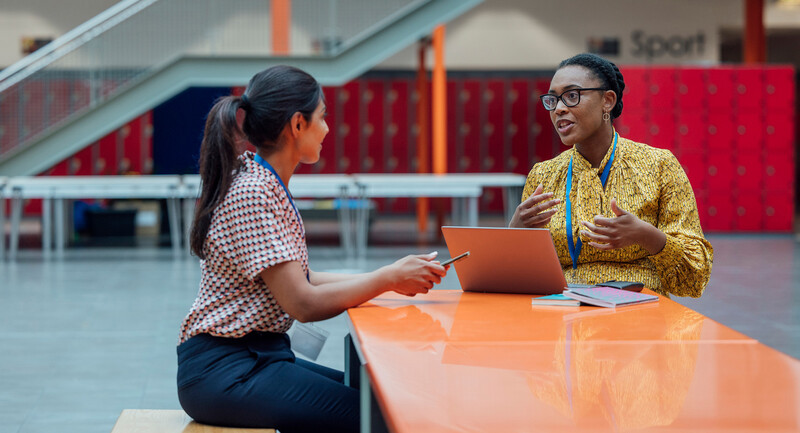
[{"x1": 177, "y1": 332, "x2": 358, "y2": 433}]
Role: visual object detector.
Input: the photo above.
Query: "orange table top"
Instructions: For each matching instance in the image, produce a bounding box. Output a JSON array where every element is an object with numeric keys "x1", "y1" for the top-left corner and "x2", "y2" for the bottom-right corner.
[{"x1": 347, "y1": 290, "x2": 800, "y2": 433}]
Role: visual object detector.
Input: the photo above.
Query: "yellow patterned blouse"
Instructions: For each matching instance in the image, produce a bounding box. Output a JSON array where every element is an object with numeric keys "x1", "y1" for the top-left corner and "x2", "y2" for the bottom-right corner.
[{"x1": 522, "y1": 135, "x2": 713, "y2": 297}]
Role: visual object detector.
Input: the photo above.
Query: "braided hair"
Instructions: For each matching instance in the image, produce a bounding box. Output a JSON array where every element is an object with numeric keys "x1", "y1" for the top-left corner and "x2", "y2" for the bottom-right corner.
[{"x1": 558, "y1": 53, "x2": 625, "y2": 120}]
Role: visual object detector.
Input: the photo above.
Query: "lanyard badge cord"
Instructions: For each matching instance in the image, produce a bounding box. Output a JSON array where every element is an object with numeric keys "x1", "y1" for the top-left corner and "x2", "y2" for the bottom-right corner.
[{"x1": 565, "y1": 131, "x2": 618, "y2": 270}]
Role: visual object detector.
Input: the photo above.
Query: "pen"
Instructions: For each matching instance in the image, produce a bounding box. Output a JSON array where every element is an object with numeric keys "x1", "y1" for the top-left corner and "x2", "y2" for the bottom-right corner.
[{"x1": 441, "y1": 251, "x2": 470, "y2": 266}]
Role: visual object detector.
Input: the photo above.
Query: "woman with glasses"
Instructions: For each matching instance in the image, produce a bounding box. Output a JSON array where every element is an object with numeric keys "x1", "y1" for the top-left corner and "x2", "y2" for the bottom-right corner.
[{"x1": 509, "y1": 53, "x2": 712, "y2": 297}]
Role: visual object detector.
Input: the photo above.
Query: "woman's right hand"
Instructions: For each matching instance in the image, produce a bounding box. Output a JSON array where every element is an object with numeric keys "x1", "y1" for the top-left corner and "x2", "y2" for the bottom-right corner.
[
  {"x1": 509, "y1": 184, "x2": 560, "y2": 228},
  {"x1": 384, "y1": 252, "x2": 447, "y2": 297}
]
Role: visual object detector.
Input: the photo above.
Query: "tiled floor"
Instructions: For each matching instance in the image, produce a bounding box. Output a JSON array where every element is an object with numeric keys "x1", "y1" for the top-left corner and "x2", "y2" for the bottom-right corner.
[{"x1": 0, "y1": 232, "x2": 798, "y2": 433}]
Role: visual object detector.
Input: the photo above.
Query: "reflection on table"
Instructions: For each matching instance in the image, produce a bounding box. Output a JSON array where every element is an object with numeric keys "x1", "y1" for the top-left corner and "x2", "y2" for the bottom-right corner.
[{"x1": 347, "y1": 290, "x2": 800, "y2": 433}]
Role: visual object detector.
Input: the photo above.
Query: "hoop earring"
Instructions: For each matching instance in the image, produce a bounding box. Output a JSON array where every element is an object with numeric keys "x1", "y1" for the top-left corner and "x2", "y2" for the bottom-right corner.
[{"x1": 602, "y1": 112, "x2": 611, "y2": 122}]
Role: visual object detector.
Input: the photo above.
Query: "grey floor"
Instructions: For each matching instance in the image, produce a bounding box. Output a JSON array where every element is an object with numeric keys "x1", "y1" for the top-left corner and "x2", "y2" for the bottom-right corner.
[{"x1": 1, "y1": 225, "x2": 799, "y2": 433}]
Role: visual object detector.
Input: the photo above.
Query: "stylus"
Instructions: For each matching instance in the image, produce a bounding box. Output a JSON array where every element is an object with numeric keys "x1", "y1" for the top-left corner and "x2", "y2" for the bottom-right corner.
[{"x1": 441, "y1": 251, "x2": 470, "y2": 266}]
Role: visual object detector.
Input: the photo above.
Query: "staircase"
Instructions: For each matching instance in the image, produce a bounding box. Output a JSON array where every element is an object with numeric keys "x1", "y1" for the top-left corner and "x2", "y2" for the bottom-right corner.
[{"x1": 0, "y1": 0, "x2": 482, "y2": 176}]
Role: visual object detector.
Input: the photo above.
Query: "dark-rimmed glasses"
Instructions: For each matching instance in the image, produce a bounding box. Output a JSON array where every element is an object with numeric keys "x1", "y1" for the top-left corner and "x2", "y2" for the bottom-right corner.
[{"x1": 539, "y1": 88, "x2": 608, "y2": 111}]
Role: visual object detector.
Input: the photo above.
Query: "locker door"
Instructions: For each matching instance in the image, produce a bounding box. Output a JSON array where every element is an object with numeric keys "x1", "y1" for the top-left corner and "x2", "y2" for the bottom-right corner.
[
  {"x1": 648, "y1": 68, "x2": 677, "y2": 111},
  {"x1": 734, "y1": 192, "x2": 763, "y2": 232},
  {"x1": 735, "y1": 67, "x2": 764, "y2": 112},
  {"x1": 619, "y1": 67, "x2": 649, "y2": 111},
  {"x1": 508, "y1": 79, "x2": 529, "y2": 174},
  {"x1": 676, "y1": 68, "x2": 706, "y2": 112},
  {"x1": 707, "y1": 68, "x2": 735, "y2": 112},
  {"x1": 338, "y1": 82, "x2": 360, "y2": 173}
]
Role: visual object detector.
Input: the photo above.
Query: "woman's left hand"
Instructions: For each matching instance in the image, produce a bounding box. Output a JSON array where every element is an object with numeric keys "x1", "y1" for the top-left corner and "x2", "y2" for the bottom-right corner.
[{"x1": 580, "y1": 199, "x2": 666, "y2": 255}]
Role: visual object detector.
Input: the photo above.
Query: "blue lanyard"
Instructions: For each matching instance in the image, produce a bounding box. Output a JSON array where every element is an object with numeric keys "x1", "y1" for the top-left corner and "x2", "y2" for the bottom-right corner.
[
  {"x1": 253, "y1": 153, "x2": 304, "y2": 226},
  {"x1": 565, "y1": 131, "x2": 618, "y2": 269},
  {"x1": 253, "y1": 153, "x2": 309, "y2": 281}
]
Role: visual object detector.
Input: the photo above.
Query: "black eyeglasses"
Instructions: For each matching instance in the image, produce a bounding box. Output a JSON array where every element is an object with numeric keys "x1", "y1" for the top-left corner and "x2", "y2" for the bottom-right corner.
[{"x1": 539, "y1": 88, "x2": 608, "y2": 111}]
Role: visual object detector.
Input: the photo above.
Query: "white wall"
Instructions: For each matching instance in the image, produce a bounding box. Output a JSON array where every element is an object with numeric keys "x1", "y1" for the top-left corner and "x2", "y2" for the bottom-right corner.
[
  {"x1": 377, "y1": 0, "x2": 745, "y2": 69},
  {"x1": 0, "y1": 0, "x2": 118, "y2": 67},
  {"x1": 3, "y1": 0, "x2": 786, "y2": 71}
]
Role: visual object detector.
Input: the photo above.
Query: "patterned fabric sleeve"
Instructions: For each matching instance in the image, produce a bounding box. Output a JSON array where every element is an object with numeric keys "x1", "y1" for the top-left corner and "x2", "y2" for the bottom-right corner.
[
  {"x1": 221, "y1": 181, "x2": 302, "y2": 282},
  {"x1": 647, "y1": 151, "x2": 714, "y2": 297}
]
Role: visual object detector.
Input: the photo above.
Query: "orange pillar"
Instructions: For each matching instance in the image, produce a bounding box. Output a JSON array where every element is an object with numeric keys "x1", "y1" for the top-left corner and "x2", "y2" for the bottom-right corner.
[
  {"x1": 744, "y1": 0, "x2": 765, "y2": 64},
  {"x1": 271, "y1": 0, "x2": 291, "y2": 55},
  {"x1": 416, "y1": 39, "x2": 431, "y2": 233},
  {"x1": 431, "y1": 25, "x2": 447, "y2": 174},
  {"x1": 431, "y1": 25, "x2": 447, "y2": 235}
]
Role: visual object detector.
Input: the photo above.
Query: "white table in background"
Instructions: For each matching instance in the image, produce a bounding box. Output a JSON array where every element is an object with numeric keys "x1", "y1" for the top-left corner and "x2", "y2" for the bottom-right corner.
[
  {"x1": 5, "y1": 176, "x2": 183, "y2": 259},
  {"x1": 351, "y1": 173, "x2": 526, "y2": 257},
  {"x1": 180, "y1": 174, "x2": 357, "y2": 259}
]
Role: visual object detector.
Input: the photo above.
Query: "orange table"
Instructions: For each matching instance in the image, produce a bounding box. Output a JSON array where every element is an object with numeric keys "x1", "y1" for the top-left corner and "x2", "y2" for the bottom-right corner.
[{"x1": 346, "y1": 290, "x2": 800, "y2": 433}]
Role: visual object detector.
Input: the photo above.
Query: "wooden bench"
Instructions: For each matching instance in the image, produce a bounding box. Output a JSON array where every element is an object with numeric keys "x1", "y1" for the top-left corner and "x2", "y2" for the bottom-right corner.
[{"x1": 111, "y1": 409, "x2": 276, "y2": 433}]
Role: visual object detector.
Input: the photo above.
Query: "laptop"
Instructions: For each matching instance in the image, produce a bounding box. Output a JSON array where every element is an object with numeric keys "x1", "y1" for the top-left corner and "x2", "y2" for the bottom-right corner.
[{"x1": 441, "y1": 226, "x2": 576, "y2": 295}]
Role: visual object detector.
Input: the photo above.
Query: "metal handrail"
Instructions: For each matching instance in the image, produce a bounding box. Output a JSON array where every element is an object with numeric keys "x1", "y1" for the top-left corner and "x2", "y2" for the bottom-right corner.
[{"x1": 0, "y1": 0, "x2": 426, "y2": 162}]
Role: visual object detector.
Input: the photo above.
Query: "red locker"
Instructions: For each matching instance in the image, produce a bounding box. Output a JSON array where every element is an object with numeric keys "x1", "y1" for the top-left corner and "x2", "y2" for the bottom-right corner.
[
  {"x1": 706, "y1": 113, "x2": 736, "y2": 150},
  {"x1": 483, "y1": 79, "x2": 506, "y2": 212},
  {"x1": 387, "y1": 79, "x2": 411, "y2": 213},
  {"x1": 734, "y1": 112, "x2": 764, "y2": 151},
  {"x1": 484, "y1": 80, "x2": 505, "y2": 173},
  {"x1": 140, "y1": 112, "x2": 154, "y2": 175},
  {"x1": 0, "y1": 88, "x2": 19, "y2": 154},
  {"x1": 70, "y1": 80, "x2": 92, "y2": 115},
  {"x1": 338, "y1": 82, "x2": 360, "y2": 173},
  {"x1": 734, "y1": 151, "x2": 763, "y2": 192},
  {"x1": 764, "y1": 66, "x2": 795, "y2": 111},
  {"x1": 704, "y1": 193, "x2": 734, "y2": 231},
  {"x1": 648, "y1": 112, "x2": 676, "y2": 151},
  {"x1": 694, "y1": 190, "x2": 709, "y2": 231},
  {"x1": 676, "y1": 68, "x2": 706, "y2": 111},
  {"x1": 46, "y1": 159, "x2": 69, "y2": 176},
  {"x1": 763, "y1": 191, "x2": 794, "y2": 232},
  {"x1": 734, "y1": 192, "x2": 763, "y2": 232},
  {"x1": 533, "y1": 79, "x2": 556, "y2": 164},
  {"x1": 648, "y1": 68, "x2": 676, "y2": 111},
  {"x1": 459, "y1": 80, "x2": 482, "y2": 173},
  {"x1": 508, "y1": 79, "x2": 530, "y2": 174},
  {"x1": 387, "y1": 80, "x2": 410, "y2": 174},
  {"x1": 764, "y1": 152, "x2": 794, "y2": 191},
  {"x1": 734, "y1": 68, "x2": 764, "y2": 112},
  {"x1": 22, "y1": 80, "x2": 46, "y2": 140},
  {"x1": 362, "y1": 80, "x2": 385, "y2": 174},
  {"x1": 676, "y1": 112, "x2": 706, "y2": 152},
  {"x1": 618, "y1": 111, "x2": 649, "y2": 144},
  {"x1": 314, "y1": 86, "x2": 338, "y2": 174},
  {"x1": 707, "y1": 68, "x2": 735, "y2": 111},
  {"x1": 96, "y1": 131, "x2": 118, "y2": 175},
  {"x1": 764, "y1": 112, "x2": 794, "y2": 151},
  {"x1": 49, "y1": 80, "x2": 72, "y2": 127},
  {"x1": 619, "y1": 67, "x2": 649, "y2": 111},
  {"x1": 124, "y1": 115, "x2": 148, "y2": 175},
  {"x1": 678, "y1": 149, "x2": 706, "y2": 191},
  {"x1": 445, "y1": 79, "x2": 459, "y2": 174},
  {"x1": 706, "y1": 154, "x2": 735, "y2": 192}
]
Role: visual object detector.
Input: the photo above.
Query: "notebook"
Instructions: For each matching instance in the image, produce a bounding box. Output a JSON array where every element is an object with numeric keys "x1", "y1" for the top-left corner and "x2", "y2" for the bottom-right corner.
[
  {"x1": 441, "y1": 226, "x2": 569, "y2": 295},
  {"x1": 531, "y1": 293, "x2": 581, "y2": 307},
  {"x1": 562, "y1": 286, "x2": 659, "y2": 308}
]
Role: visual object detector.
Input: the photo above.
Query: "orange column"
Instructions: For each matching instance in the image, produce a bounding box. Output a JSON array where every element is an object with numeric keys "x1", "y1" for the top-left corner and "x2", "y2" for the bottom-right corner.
[
  {"x1": 271, "y1": 0, "x2": 291, "y2": 55},
  {"x1": 416, "y1": 39, "x2": 431, "y2": 233},
  {"x1": 744, "y1": 0, "x2": 765, "y2": 64},
  {"x1": 431, "y1": 25, "x2": 447, "y2": 174}
]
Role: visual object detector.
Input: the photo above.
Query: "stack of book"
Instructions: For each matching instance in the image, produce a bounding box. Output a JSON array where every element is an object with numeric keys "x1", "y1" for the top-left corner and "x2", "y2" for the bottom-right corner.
[{"x1": 532, "y1": 287, "x2": 659, "y2": 308}]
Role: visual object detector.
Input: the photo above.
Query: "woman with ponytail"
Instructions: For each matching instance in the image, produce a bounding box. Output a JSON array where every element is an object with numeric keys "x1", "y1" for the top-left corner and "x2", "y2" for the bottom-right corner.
[
  {"x1": 177, "y1": 65, "x2": 447, "y2": 433},
  {"x1": 510, "y1": 53, "x2": 712, "y2": 298}
]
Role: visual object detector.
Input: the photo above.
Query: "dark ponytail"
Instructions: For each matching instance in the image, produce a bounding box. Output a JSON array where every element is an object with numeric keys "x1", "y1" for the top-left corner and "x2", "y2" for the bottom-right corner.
[
  {"x1": 558, "y1": 53, "x2": 626, "y2": 120},
  {"x1": 190, "y1": 95, "x2": 245, "y2": 258},
  {"x1": 190, "y1": 65, "x2": 322, "y2": 259}
]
